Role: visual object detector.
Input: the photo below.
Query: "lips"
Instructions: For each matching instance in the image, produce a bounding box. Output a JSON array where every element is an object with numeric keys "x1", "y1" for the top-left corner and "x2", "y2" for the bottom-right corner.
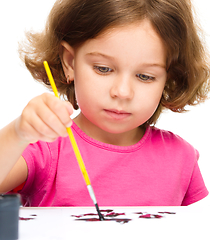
[{"x1": 104, "y1": 109, "x2": 131, "y2": 120}]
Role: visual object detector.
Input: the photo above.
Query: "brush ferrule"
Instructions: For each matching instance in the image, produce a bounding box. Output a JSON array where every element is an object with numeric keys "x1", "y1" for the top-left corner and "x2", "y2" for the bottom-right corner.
[{"x1": 87, "y1": 185, "x2": 97, "y2": 205}]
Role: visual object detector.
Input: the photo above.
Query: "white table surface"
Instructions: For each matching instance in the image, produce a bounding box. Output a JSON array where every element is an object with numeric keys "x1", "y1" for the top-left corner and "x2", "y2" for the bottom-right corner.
[{"x1": 19, "y1": 206, "x2": 210, "y2": 240}]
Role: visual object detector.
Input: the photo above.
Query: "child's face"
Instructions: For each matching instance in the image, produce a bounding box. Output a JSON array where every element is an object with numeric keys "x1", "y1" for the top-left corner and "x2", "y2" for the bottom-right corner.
[{"x1": 63, "y1": 19, "x2": 167, "y2": 142}]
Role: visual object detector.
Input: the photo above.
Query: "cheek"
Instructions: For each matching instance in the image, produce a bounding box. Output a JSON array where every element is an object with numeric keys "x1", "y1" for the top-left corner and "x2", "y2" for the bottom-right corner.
[
  {"x1": 150, "y1": 86, "x2": 164, "y2": 109},
  {"x1": 136, "y1": 84, "x2": 165, "y2": 114},
  {"x1": 74, "y1": 66, "x2": 109, "y2": 103},
  {"x1": 74, "y1": 80, "x2": 89, "y2": 108},
  {"x1": 74, "y1": 73, "x2": 99, "y2": 110}
]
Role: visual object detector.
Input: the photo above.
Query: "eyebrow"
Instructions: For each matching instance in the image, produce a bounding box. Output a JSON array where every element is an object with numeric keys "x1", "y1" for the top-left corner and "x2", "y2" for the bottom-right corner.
[
  {"x1": 85, "y1": 52, "x2": 115, "y2": 60},
  {"x1": 86, "y1": 52, "x2": 166, "y2": 69},
  {"x1": 142, "y1": 63, "x2": 166, "y2": 69}
]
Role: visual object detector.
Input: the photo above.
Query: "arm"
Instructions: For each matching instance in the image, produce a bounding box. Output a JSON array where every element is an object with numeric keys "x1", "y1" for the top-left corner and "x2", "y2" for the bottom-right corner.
[
  {"x1": 0, "y1": 93, "x2": 73, "y2": 193},
  {"x1": 0, "y1": 121, "x2": 28, "y2": 192}
]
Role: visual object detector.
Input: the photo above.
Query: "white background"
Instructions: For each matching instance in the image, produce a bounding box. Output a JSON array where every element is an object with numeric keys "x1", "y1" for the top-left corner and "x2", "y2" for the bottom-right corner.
[{"x1": 0, "y1": 0, "x2": 209, "y2": 205}]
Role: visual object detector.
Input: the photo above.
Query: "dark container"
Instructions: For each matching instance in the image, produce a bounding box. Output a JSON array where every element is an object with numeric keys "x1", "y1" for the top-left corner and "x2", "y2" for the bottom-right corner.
[{"x1": 0, "y1": 194, "x2": 21, "y2": 240}]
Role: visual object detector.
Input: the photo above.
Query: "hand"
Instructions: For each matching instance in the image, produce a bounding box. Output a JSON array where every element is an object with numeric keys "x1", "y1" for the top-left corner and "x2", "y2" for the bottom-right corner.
[{"x1": 14, "y1": 93, "x2": 73, "y2": 143}]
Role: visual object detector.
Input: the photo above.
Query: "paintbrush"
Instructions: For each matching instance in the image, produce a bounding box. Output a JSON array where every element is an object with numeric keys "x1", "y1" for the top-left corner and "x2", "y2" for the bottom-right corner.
[{"x1": 43, "y1": 61, "x2": 104, "y2": 221}]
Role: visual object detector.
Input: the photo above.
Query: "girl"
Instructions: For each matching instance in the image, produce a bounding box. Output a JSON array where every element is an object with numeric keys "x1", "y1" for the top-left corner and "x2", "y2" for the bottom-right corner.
[{"x1": 0, "y1": 0, "x2": 209, "y2": 206}]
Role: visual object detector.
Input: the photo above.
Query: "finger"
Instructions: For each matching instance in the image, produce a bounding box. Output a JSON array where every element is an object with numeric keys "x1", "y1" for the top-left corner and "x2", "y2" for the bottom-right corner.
[
  {"x1": 35, "y1": 104, "x2": 68, "y2": 138},
  {"x1": 17, "y1": 94, "x2": 70, "y2": 143},
  {"x1": 16, "y1": 116, "x2": 41, "y2": 143},
  {"x1": 16, "y1": 115, "x2": 58, "y2": 143},
  {"x1": 27, "y1": 111, "x2": 63, "y2": 141},
  {"x1": 63, "y1": 101, "x2": 74, "y2": 116},
  {"x1": 43, "y1": 94, "x2": 73, "y2": 128},
  {"x1": 24, "y1": 121, "x2": 58, "y2": 143}
]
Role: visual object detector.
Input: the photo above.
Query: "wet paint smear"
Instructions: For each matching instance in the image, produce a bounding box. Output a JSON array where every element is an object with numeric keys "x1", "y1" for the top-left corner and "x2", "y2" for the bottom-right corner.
[
  {"x1": 72, "y1": 209, "x2": 131, "y2": 224},
  {"x1": 75, "y1": 218, "x2": 131, "y2": 224},
  {"x1": 100, "y1": 209, "x2": 113, "y2": 213},
  {"x1": 135, "y1": 211, "x2": 176, "y2": 219},
  {"x1": 19, "y1": 217, "x2": 35, "y2": 221},
  {"x1": 134, "y1": 212, "x2": 163, "y2": 219},
  {"x1": 71, "y1": 210, "x2": 176, "y2": 223},
  {"x1": 19, "y1": 214, "x2": 37, "y2": 221},
  {"x1": 158, "y1": 212, "x2": 176, "y2": 215},
  {"x1": 139, "y1": 214, "x2": 163, "y2": 219}
]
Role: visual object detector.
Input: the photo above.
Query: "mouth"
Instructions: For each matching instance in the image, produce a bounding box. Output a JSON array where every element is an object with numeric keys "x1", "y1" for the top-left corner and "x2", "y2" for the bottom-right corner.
[{"x1": 104, "y1": 109, "x2": 131, "y2": 120}]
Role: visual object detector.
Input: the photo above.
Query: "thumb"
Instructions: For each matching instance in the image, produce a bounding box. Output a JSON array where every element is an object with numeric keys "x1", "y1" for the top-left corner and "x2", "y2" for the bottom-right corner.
[{"x1": 64, "y1": 101, "x2": 74, "y2": 116}]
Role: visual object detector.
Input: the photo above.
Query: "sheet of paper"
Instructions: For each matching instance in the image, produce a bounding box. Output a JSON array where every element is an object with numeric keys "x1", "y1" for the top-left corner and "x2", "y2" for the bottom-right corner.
[{"x1": 19, "y1": 206, "x2": 210, "y2": 240}]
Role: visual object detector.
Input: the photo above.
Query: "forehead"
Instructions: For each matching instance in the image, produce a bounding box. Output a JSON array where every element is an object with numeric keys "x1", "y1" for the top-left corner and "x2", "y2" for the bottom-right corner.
[{"x1": 76, "y1": 19, "x2": 166, "y2": 66}]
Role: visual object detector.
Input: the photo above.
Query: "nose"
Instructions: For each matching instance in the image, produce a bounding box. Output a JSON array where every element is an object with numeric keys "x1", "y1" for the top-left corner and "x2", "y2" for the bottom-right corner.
[{"x1": 110, "y1": 75, "x2": 134, "y2": 100}]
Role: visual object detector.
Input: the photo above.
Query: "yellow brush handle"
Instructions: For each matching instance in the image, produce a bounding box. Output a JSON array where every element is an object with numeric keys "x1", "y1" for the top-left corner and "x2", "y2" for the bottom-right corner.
[
  {"x1": 43, "y1": 61, "x2": 59, "y2": 98},
  {"x1": 66, "y1": 128, "x2": 91, "y2": 185},
  {"x1": 43, "y1": 61, "x2": 91, "y2": 186}
]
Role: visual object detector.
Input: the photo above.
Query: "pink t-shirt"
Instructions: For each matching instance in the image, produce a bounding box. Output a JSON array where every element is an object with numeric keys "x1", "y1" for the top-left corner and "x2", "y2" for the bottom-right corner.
[{"x1": 20, "y1": 122, "x2": 208, "y2": 206}]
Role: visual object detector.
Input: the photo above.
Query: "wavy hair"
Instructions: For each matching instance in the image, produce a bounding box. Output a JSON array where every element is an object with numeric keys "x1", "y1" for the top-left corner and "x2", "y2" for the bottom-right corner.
[{"x1": 19, "y1": 0, "x2": 210, "y2": 125}]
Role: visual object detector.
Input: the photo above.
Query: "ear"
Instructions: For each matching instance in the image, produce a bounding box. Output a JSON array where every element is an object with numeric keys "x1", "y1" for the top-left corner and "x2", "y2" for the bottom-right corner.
[{"x1": 60, "y1": 41, "x2": 75, "y2": 82}]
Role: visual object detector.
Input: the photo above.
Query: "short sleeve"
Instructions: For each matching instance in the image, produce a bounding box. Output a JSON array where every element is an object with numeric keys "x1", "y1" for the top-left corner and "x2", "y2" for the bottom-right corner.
[
  {"x1": 20, "y1": 141, "x2": 53, "y2": 203},
  {"x1": 181, "y1": 160, "x2": 209, "y2": 206}
]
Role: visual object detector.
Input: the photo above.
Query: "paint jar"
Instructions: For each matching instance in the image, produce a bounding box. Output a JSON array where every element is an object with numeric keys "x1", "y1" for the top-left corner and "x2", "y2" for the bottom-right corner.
[{"x1": 0, "y1": 194, "x2": 21, "y2": 240}]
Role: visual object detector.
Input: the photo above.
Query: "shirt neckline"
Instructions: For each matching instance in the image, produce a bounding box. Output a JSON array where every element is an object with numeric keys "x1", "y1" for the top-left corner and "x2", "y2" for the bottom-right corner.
[{"x1": 71, "y1": 122, "x2": 151, "y2": 153}]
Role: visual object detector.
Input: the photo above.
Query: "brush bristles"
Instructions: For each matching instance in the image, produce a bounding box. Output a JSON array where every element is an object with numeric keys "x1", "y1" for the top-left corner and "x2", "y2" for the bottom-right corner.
[{"x1": 95, "y1": 203, "x2": 104, "y2": 221}]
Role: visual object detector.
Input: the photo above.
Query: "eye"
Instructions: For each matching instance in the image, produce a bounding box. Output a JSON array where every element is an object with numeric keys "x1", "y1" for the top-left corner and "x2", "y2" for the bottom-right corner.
[
  {"x1": 137, "y1": 74, "x2": 155, "y2": 82},
  {"x1": 94, "y1": 66, "x2": 113, "y2": 74}
]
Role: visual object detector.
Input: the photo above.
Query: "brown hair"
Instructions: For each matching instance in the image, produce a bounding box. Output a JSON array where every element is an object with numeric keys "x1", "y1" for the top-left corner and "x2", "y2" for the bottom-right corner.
[{"x1": 19, "y1": 0, "x2": 210, "y2": 125}]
